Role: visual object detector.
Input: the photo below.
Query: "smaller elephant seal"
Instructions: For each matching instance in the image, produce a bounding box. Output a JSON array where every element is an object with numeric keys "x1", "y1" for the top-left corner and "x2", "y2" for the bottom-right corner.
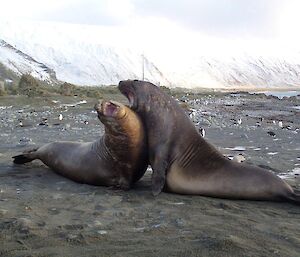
[
  {"x1": 119, "y1": 80, "x2": 300, "y2": 205},
  {"x1": 13, "y1": 100, "x2": 148, "y2": 190}
]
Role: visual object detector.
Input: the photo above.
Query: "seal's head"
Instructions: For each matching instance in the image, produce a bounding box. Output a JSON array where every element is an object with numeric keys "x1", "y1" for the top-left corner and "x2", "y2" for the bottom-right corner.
[
  {"x1": 95, "y1": 100, "x2": 126, "y2": 120},
  {"x1": 118, "y1": 80, "x2": 162, "y2": 112},
  {"x1": 94, "y1": 99, "x2": 144, "y2": 147},
  {"x1": 94, "y1": 100, "x2": 130, "y2": 137}
]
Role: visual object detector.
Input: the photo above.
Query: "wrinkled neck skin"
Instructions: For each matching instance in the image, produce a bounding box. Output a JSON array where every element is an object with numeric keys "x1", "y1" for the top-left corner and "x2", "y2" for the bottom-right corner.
[
  {"x1": 104, "y1": 117, "x2": 131, "y2": 159},
  {"x1": 97, "y1": 110, "x2": 146, "y2": 167},
  {"x1": 172, "y1": 135, "x2": 227, "y2": 171}
]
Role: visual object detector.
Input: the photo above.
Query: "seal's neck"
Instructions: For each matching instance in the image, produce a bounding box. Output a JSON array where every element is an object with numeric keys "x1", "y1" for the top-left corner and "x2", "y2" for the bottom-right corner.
[
  {"x1": 91, "y1": 136, "x2": 114, "y2": 162},
  {"x1": 92, "y1": 133, "x2": 130, "y2": 163},
  {"x1": 174, "y1": 136, "x2": 227, "y2": 169}
]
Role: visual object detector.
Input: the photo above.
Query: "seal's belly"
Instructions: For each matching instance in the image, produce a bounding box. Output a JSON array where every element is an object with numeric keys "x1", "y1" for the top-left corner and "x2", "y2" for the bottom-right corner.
[
  {"x1": 39, "y1": 142, "x2": 115, "y2": 186},
  {"x1": 166, "y1": 163, "x2": 216, "y2": 195},
  {"x1": 166, "y1": 162, "x2": 281, "y2": 199}
]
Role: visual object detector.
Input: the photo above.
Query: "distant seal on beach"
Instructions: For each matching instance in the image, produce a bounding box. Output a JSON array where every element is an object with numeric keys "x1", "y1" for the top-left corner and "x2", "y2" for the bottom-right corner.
[
  {"x1": 13, "y1": 100, "x2": 148, "y2": 190},
  {"x1": 119, "y1": 80, "x2": 300, "y2": 204}
]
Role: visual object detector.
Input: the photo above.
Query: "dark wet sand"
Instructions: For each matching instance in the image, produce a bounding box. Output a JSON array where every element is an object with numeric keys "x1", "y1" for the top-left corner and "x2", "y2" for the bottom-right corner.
[{"x1": 0, "y1": 93, "x2": 299, "y2": 257}]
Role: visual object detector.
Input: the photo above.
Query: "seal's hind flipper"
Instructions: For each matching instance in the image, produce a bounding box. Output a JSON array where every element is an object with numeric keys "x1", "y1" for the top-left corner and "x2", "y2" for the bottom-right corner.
[
  {"x1": 12, "y1": 154, "x2": 33, "y2": 164},
  {"x1": 12, "y1": 148, "x2": 38, "y2": 164}
]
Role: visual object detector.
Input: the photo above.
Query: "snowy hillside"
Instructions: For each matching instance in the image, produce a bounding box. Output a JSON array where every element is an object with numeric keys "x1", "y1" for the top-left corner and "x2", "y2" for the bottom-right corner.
[
  {"x1": 0, "y1": 19, "x2": 299, "y2": 89},
  {"x1": 0, "y1": 20, "x2": 170, "y2": 86},
  {"x1": 0, "y1": 39, "x2": 56, "y2": 82},
  {"x1": 168, "y1": 54, "x2": 300, "y2": 89}
]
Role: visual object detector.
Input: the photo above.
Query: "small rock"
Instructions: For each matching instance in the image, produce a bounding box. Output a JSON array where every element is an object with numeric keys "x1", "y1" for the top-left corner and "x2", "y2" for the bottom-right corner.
[
  {"x1": 232, "y1": 154, "x2": 246, "y2": 163},
  {"x1": 0, "y1": 209, "x2": 8, "y2": 216},
  {"x1": 97, "y1": 230, "x2": 108, "y2": 235},
  {"x1": 133, "y1": 227, "x2": 145, "y2": 232},
  {"x1": 175, "y1": 218, "x2": 185, "y2": 228}
]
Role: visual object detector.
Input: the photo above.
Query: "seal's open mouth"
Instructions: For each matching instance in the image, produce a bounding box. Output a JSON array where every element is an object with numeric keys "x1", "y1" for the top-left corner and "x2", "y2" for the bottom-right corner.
[
  {"x1": 103, "y1": 101, "x2": 120, "y2": 117},
  {"x1": 127, "y1": 92, "x2": 135, "y2": 107},
  {"x1": 118, "y1": 81, "x2": 136, "y2": 108},
  {"x1": 95, "y1": 100, "x2": 121, "y2": 118}
]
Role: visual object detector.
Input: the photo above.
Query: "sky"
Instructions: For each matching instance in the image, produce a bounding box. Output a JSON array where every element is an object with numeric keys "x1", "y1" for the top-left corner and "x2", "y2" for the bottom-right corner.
[
  {"x1": 1, "y1": 0, "x2": 298, "y2": 38},
  {"x1": 1, "y1": 0, "x2": 300, "y2": 69}
]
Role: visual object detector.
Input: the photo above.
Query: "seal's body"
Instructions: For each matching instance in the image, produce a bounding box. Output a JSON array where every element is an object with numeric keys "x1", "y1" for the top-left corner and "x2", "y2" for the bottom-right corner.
[
  {"x1": 13, "y1": 100, "x2": 148, "y2": 190},
  {"x1": 119, "y1": 80, "x2": 300, "y2": 204}
]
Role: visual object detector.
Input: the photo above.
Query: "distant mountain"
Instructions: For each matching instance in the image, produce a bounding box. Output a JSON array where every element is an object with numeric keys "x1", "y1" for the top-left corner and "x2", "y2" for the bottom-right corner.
[
  {"x1": 169, "y1": 54, "x2": 300, "y2": 89},
  {"x1": 0, "y1": 20, "x2": 299, "y2": 89},
  {"x1": 0, "y1": 20, "x2": 170, "y2": 86},
  {"x1": 0, "y1": 39, "x2": 57, "y2": 83},
  {"x1": 0, "y1": 37, "x2": 169, "y2": 86}
]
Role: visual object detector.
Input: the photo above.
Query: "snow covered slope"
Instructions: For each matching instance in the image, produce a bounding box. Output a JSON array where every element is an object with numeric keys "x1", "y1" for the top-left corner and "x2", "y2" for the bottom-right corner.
[
  {"x1": 0, "y1": 20, "x2": 169, "y2": 86},
  {"x1": 0, "y1": 39, "x2": 56, "y2": 82},
  {"x1": 0, "y1": 19, "x2": 299, "y2": 89},
  {"x1": 168, "y1": 54, "x2": 300, "y2": 89}
]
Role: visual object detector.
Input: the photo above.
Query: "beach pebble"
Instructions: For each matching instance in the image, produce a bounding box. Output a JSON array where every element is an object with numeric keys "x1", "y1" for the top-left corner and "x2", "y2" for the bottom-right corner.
[
  {"x1": 133, "y1": 227, "x2": 146, "y2": 233},
  {"x1": 97, "y1": 230, "x2": 108, "y2": 235},
  {"x1": 18, "y1": 137, "x2": 32, "y2": 146},
  {"x1": 225, "y1": 146, "x2": 246, "y2": 151},
  {"x1": 18, "y1": 217, "x2": 36, "y2": 231},
  {"x1": 48, "y1": 208, "x2": 60, "y2": 215},
  {"x1": 292, "y1": 168, "x2": 300, "y2": 174},
  {"x1": 175, "y1": 218, "x2": 185, "y2": 228},
  {"x1": 93, "y1": 220, "x2": 103, "y2": 227},
  {"x1": 232, "y1": 154, "x2": 246, "y2": 163},
  {"x1": 151, "y1": 223, "x2": 163, "y2": 229},
  {"x1": 67, "y1": 234, "x2": 78, "y2": 240},
  {"x1": 169, "y1": 202, "x2": 185, "y2": 205},
  {"x1": 0, "y1": 209, "x2": 8, "y2": 216},
  {"x1": 267, "y1": 152, "x2": 278, "y2": 156},
  {"x1": 64, "y1": 124, "x2": 71, "y2": 130},
  {"x1": 52, "y1": 193, "x2": 63, "y2": 200}
]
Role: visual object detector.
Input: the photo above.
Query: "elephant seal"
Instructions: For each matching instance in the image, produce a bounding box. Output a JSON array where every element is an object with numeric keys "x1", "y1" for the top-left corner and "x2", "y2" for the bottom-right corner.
[
  {"x1": 13, "y1": 100, "x2": 148, "y2": 190},
  {"x1": 119, "y1": 80, "x2": 300, "y2": 204}
]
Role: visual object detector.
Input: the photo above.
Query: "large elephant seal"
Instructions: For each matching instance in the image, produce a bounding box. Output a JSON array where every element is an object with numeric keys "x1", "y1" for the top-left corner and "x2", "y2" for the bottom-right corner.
[
  {"x1": 119, "y1": 80, "x2": 300, "y2": 204},
  {"x1": 13, "y1": 100, "x2": 148, "y2": 190}
]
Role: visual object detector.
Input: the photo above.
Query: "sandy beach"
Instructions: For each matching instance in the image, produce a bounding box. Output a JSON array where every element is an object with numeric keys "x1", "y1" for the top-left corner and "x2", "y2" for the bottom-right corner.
[{"x1": 0, "y1": 92, "x2": 299, "y2": 257}]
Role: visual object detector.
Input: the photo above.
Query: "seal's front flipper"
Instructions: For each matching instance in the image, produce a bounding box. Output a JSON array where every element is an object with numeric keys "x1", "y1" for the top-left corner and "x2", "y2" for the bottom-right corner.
[
  {"x1": 151, "y1": 146, "x2": 169, "y2": 196},
  {"x1": 12, "y1": 148, "x2": 38, "y2": 164},
  {"x1": 152, "y1": 171, "x2": 166, "y2": 196}
]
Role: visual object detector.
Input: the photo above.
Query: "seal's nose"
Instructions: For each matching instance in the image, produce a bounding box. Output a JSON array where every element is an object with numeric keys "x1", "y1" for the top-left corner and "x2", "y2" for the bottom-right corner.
[
  {"x1": 94, "y1": 100, "x2": 102, "y2": 113},
  {"x1": 118, "y1": 80, "x2": 133, "y2": 95}
]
